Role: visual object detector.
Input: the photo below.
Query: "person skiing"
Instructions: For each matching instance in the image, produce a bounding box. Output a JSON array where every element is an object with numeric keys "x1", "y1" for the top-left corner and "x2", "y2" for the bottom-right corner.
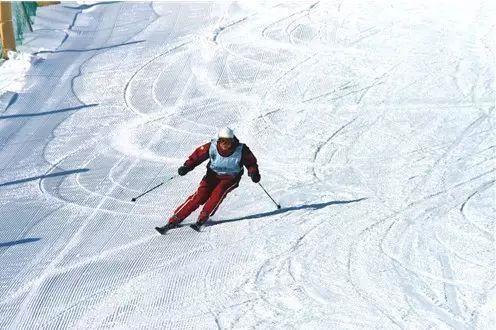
[{"x1": 155, "y1": 127, "x2": 261, "y2": 234}]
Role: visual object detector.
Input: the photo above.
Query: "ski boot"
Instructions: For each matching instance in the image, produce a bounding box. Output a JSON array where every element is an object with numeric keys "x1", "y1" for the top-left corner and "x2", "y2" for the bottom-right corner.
[
  {"x1": 190, "y1": 218, "x2": 207, "y2": 232},
  {"x1": 155, "y1": 219, "x2": 179, "y2": 235}
]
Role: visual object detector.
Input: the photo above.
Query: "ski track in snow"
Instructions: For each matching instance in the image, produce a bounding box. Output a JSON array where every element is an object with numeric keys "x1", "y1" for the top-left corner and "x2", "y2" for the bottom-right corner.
[{"x1": 0, "y1": 1, "x2": 495, "y2": 329}]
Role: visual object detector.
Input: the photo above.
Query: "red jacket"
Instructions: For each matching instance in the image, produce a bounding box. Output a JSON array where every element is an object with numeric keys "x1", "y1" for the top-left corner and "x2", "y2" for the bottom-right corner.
[{"x1": 183, "y1": 136, "x2": 259, "y2": 177}]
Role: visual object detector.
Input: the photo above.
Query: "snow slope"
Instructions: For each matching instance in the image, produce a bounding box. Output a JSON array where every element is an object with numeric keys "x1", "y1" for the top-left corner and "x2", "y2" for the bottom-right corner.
[{"x1": 0, "y1": 1, "x2": 494, "y2": 329}]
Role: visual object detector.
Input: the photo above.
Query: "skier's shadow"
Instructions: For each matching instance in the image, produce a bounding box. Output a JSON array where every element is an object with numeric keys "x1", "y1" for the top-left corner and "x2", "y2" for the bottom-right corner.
[{"x1": 208, "y1": 198, "x2": 367, "y2": 227}]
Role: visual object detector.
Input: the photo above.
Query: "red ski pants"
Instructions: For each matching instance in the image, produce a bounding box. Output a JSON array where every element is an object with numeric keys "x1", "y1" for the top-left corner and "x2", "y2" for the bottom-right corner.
[{"x1": 169, "y1": 171, "x2": 240, "y2": 224}]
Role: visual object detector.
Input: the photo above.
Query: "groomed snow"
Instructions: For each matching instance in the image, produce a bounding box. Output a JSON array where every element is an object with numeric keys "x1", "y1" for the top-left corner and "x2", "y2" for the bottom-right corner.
[{"x1": 0, "y1": 1, "x2": 494, "y2": 329}]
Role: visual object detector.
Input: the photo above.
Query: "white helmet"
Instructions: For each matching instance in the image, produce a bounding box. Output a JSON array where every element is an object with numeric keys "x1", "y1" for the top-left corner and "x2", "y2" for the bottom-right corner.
[{"x1": 218, "y1": 127, "x2": 234, "y2": 139}]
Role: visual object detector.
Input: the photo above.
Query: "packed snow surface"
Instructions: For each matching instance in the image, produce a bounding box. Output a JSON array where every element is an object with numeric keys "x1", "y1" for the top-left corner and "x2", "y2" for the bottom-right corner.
[{"x1": 0, "y1": 1, "x2": 494, "y2": 329}]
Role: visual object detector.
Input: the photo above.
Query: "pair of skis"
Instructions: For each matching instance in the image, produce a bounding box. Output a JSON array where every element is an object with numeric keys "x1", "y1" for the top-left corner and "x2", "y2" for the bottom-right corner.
[
  {"x1": 130, "y1": 176, "x2": 203, "y2": 234},
  {"x1": 155, "y1": 223, "x2": 203, "y2": 235}
]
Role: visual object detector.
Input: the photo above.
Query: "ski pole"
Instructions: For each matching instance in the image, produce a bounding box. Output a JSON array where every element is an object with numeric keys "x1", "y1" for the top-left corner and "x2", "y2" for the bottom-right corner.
[
  {"x1": 131, "y1": 175, "x2": 176, "y2": 202},
  {"x1": 258, "y1": 183, "x2": 281, "y2": 209}
]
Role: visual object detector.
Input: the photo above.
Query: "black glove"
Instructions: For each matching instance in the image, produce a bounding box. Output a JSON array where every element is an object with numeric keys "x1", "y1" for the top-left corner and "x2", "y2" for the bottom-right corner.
[
  {"x1": 249, "y1": 172, "x2": 260, "y2": 183},
  {"x1": 178, "y1": 165, "x2": 191, "y2": 176}
]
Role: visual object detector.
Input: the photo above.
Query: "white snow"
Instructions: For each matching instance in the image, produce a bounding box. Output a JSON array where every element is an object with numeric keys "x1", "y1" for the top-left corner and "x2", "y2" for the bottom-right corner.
[
  {"x1": 0, "y1": 1, "x2": 494, "y2": 329},
  {"x1": 0, "y1": 5, "x2": 78, "y2": 97}
]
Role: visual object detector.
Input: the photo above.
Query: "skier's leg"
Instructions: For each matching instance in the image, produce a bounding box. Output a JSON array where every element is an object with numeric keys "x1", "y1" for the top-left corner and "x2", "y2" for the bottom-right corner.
[
  {"x1": 168, "y1": 174, "x2": 217, "y2": 224},
  {"x1": 197, "y1": 177, "x2": 239, "y2": 224}
]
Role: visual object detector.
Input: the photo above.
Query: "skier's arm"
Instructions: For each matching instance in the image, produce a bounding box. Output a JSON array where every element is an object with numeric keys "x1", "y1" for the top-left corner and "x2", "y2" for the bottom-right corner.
[
  {"x1": 242, "y1": 145, "x2": 260, "y2": 182},
  {"x1": 183, "y1": 142, "x2": 211, "y2": 170}
]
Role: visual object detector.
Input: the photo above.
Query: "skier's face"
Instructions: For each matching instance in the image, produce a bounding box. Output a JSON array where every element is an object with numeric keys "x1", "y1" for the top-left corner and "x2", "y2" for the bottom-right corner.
[{"x1": 218, "y1": 138, "x2": 233, "y2": 151}]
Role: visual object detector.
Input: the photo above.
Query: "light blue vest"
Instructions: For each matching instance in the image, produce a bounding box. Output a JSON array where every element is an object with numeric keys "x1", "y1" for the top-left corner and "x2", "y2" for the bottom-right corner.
[{"x1": 209, "y1": 139, "x2": 243, "y2": 175}]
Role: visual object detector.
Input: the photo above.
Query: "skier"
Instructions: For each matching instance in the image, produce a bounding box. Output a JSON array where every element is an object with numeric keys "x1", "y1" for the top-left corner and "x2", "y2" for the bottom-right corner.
[{"x1": 155, "y1": 127, "x2": 261, "y2": 234}]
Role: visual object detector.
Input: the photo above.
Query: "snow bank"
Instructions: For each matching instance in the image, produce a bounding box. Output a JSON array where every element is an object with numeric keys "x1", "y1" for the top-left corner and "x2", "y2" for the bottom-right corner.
[{"x1": 0, "y1": 4, "x2": 78, "y2": 103}]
